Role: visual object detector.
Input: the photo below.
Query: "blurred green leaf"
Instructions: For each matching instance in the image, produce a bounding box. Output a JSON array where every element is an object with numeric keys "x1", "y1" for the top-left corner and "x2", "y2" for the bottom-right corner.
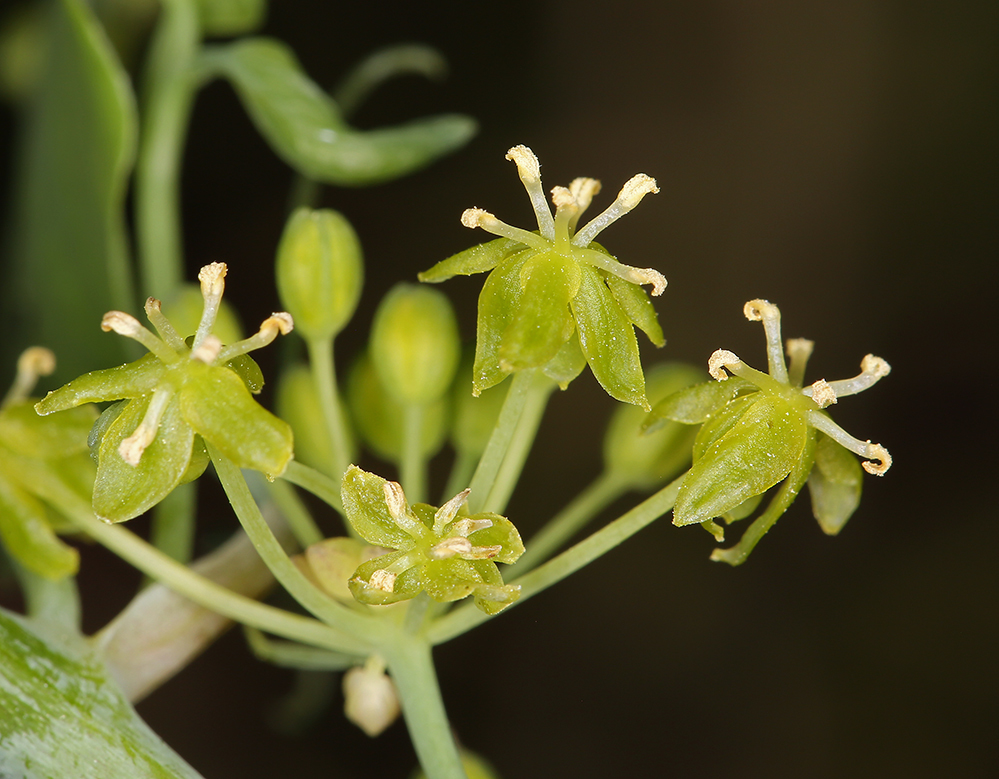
[
  {"x1": 194, "y1": 0, "x2": 266, "y2": 36},
  {"x1": 3, "y1": 0, "x2": 137, "y2": 385},
  {"x1": 199, "y1": 37, "x2": 476, "y2": 185},
  {"x1": 0, "y1": 606, "x2": 204, "y2": 778}
]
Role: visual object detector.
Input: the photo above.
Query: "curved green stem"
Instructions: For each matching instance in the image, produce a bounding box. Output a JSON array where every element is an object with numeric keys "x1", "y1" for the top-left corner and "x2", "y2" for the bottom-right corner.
[
  {"x1": 400, "y1": 402, "x2": 427, "y2": 504},
  {"x1": 265, "y1": 478, "x2": 324, "y2": 548},
  {"x1": 280, "y1": 460, "x2": 344, "y2": 517},
  {"x1": 244, "y1": 626, "x2": 360, "y2": 671},
  {"x1": 135, "y1": 0, "x2": 200, "y2": 299},
  {"x1": 467, "y1": 369, "x2": 551, "y2": 514},
  {"x1": 516, "y1": 471, "x2": 628, "y2": 574},
  {"x1": 427, "y1": 473, "x2": 686, "y2": 645},
  {"x1": 209, "y1": 446, "x2": 380, "y2": 645},
  {"x1": 383, "y1": 635, "x2": 465, "y2": 779},
  {"x1": 307, "y1": 337, "x2": 353, "y2": 485}
]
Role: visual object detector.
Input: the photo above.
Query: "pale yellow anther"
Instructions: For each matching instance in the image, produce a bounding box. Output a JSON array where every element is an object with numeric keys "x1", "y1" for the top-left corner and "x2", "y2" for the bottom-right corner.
[
  {"x1": 198, "y1": 262, "x2": 227, "y2": 298},
  {"x1": 17, "y1": 347, "x2": 55, "y2": 379},
  {"x1": 144, "y1": 297, "x2": 162, "y2": 316},
  {"x1": 743, "y1": 299, "x2": 779, "y2": 322},
  {"x1": 451, "y1": 517, "x2": 493, "y2": 537},
  {"x1": 551, "y1": 186, "x2": 575, "y2": 210},
  {"x1": 268, "y1": 312, "x2": 295, "y2": 336},
  {"x1": 861, "y1": 354, "x2": 891, "y2": 379},
  {"x1": 708, "y1": 349, "x2": 740, "y2": 380},
  {"x1": 428, "y1": 537, "x2": 473, "y2": 560},
  {"x1": 786, "y1": 338, "x2": 814, "y2": 362},
  {"x1": 191, "y1": 334, "x2": 222, "y2": 363},
  {"x1": 809, "y1": 378, "x2": 838, "y2": 408},
  {"x1": 434, "y1": 488, "x2": 471, "y2": 532},
  {"x1": 505, "y1": 144, "x2": 541, "y2": 181},
  {"x1": 119, "y1": 427, "x2": 156, "y2": 466},
  {"x1": 101, "y1": 311, "x2": 143, "y2": 336},
  {"x1": 368, "y1": 569, "x2": 397, "y2": 592},
  {"x1": 383, "y1": 481, "x2": 408, "y2": 521},
  {"x1": 616, "y1": 174, "x2": 659, "y2": 208},
  {"x1": 863, "y1": 444, "x2": 892, "y2": 476},
  {"x1": 568, "y1": 177, "x2": 602, "y2": 213},
  {"x1": 629, "y1": 267, "x2": 668, "y2": 296},
  {"x1": 461, "y1": 208, "x2": 490, "y2": 229}
]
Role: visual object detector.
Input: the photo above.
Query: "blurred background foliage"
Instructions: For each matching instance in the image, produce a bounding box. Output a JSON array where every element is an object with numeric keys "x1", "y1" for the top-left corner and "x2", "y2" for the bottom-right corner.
[{"x1": 0, "y1": 1, "x2": 996, "y2": 778}]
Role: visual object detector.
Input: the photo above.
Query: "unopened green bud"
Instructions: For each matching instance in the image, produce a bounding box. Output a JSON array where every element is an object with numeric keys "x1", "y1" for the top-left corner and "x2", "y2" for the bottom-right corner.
[
  {"x1": 276, "y1": 207, "x2": 363, "y2": 342},
  {"x1": 276, "y1": 363, "x2": 341, "y2": 476},
  {"x1": 369, "y1": 284, "x2": 459, "y2": 406},
  {"x1": 602, "y1": 362, "x2": 703, "y2": 488}
]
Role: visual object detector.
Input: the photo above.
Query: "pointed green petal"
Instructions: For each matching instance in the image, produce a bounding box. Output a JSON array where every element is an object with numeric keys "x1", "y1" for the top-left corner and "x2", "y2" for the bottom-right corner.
[
  {"x1": 422, "y1": 558, "x2": 481, "y2": 604},
  {"x1": 35, "y1": 353, "x2": 165, "y2": 414},
  {"x1": 571, "y1": 264, "x2": 648, "y2": 409},
  {"x1": 178, "y1": 362, "x2": 292, "y2": 477},
  {"x1": 0, "y1": 400, "x2": 96, "y2": 458},
  {"x1": 647, "y1": 377, "x2": 756, "y2": 429},
  {"x1": 541, "y1": 332, "x2": 586, "y2": 389},
  {"x1": 92, "y1": 396, "x2": 194, "y2": 523},
  {"x1": 808, "y1": 432, "x2": 863, "y2": 535},
  {"x1": 499, "y1": 252, "x2": 578, "y2": 372},
  {"x1": 674, "y1": 394, "x2": 809, "y2": 526},
  {"x1": 691, "y1": 393, "x2": 759, "y2": 461},
  {"x1": 472, "y1": 250, "x2": 532, "y2": 394},
  {"x1": 0, "y1": 474, "x2": 79, "y2": 579},
  {"x1": 469, "y1": 560, "x2": 521, "y2": 614},
  {"x1": 340, "y1": 465, "x2": 417, "y2": 549},
  {"x1": 348, "y1": 551, "x2": 422, "y2": 605},
  {"x1": 604, "y1": 272, "x2": 665, "y2": 347},
  {"x1": 458, "y1": 512, "x2": 524, "y2": 564},
  {"x1": 419, "y1": 237, "x2": 523, "y2": 283}
]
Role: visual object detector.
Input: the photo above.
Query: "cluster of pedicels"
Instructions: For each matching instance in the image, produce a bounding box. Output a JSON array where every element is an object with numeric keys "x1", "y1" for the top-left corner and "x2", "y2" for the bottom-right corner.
[
  {"x1": 35, "y1": 263, "x2": 295, "y2": 523},
  {"x1": 420, "y1": 145, "x2": 667, "y2": 409},
  {"x1": 648, "y1": 299, "x2": 892, "y2": 565}
]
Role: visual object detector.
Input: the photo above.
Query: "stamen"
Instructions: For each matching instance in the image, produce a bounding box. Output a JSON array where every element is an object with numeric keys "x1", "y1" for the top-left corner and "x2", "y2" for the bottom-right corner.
[
  {"x1": 506, "y1": 145, "x2": 555, "y2": 240},
  {"x1": 572, "y1": 173, "x2": 659, "y2": 247},
  {"x1": 3, "y1": 346, "x2": 55, "y2": 407},
  {"x1": 193, "y1": 262, "x2": 227, "y2": 351},
  {"x1": 450, "y1": 517, "x2": 493, "y2": 537},
  {"x1": 743, "y1": 299, "x2": 788, "y2": 384},
  {"x1": 807, "y1": 379, "x2": 838, "y2": 408},
  {"x1": 102, "y1": 311, "x2": 179, "y2": 364},
  {"x1": 567, "y1": 177, "x2": 601, "y2": 233},
  {"x1": 433, "y1": 487, "x2": 471, "y2": 535},
  {"x1": 785, "y1": 338, "x2": 814, "y2": 387},
  {"x1": 428, "y1": 536, "x2": 472, "y2": 560},
  {"x1": 119, "y1": 385, "x2": 176, "y2": 466},
  {"x1": 144, "y1": 298, "x2": 186, "y2": 350},
  {"x1": 551, "y1": 186, "x2": 579, "y2": 249},
  {"x1": 807, "y1": 411, "x2": 892, "y2": 475},
  {"x1": 824, "y1": 354, "x2": 892, "y2": 398},
  {"x1": 381, "y1": 481, "x2": 425, "y2": 538},
  {"x1": 191, "y1": 334, "x2": 222, "y2": 364},
  {"x1": 217, "y1": 313, "x2": 295, "y2": 363},
  {"x1": 577, "y1": 248, "x2": 667, "y2": 295},
  {"x1": 367, "y1": 569, "x2": 397, "y2": 592},
  {"x1": 708, "y1": 349, "x2": 741, "y2": 380},
  {"x1": 461, "y1": 208, "x2": 551, "y2": 252}
]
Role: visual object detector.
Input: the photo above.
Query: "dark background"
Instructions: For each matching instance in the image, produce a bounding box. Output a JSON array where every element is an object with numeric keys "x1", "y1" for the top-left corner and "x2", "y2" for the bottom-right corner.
[{"x1": 1, "y1": 1, "x2": 997, "y2": 777}]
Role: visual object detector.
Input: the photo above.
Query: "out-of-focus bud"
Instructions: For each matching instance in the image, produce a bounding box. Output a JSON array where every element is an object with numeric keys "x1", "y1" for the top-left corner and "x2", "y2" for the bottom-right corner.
[
  {"x1": 602, "y1": 362, "x2": 703, "y2": 489},
  {"x1": 450, "y1": 352, "x2": 508, "y2": 460},
  {"x1": 369, "y1": 283, "x2": 459, "y2": 406},
  {"x1": 276, "y1": 363, "x2": 340, "y2": 476},
  {"x1": 161, "y1": 284, "x2": 243, "y2": 345},
  {"x1": 342, "y1": 657, "x2": 400, "y2": 737},
  {"x1": 275, "y1": 207, "x2": 363, "y2": 342}
]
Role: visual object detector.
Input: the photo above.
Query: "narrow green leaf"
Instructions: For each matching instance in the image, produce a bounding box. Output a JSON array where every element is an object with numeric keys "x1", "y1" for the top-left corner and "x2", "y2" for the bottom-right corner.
[
  {"x1": 419, "y1": 238, "x2": 522, "y2": 283},
  {"x1": 808, "y1": 433, "x2": 863, "y2": 535},
  {"x1": 4, "y1": 0, "x2": 137, "y2": 384},
  {"x1": 691, "y1": 393, "x2": 759, "y2": 461},
  {"x1": 340, "y1": 465, "x2": 413, "y2": 549},
  {"x1": 0, "y1": 401, "x2": 95, "y2": 458},
  {"x1": 603, "y1": 272, "x2": 665, "y2": 347},
  {"x1": 200, "y1": 38, "x2": 476, "y2": 185},
  {"x1": 35, "y1": 354, "x2": 165, "y2": 415},
  {"x1": 0, "y1": 607, "x2": 205, "y2": 779},
  {"x1": 472, "y1": 250, "x2": 532, "y2": 394},
  {"x1": 541, "y1": 332, "x2": 586, "y2": 389},
  {"x1": 0, "y1": 475, "x2": 78, "y2": 580},
  {"x1": 570, "y1": 264, "x2": 648, "y2": 409}
]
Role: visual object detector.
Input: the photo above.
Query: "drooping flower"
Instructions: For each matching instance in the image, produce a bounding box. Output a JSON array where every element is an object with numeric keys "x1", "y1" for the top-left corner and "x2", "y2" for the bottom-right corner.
[
  {"x1": 35, "y1": 263, "x2": 295, "y2": 523},
  {"x1": 648, "y1": 299, "x2": 892, "y2": 565},
  {"x1": 341, "y1": 465, "x2": 524, "y2": 614},
  {"x1": 419, "y1": 145, "x2": 666, "y2": 409}
]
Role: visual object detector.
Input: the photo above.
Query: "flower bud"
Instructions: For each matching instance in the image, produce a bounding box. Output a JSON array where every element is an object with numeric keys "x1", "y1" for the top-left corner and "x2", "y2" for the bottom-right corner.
[
  {"x1": 276, "y1": 363, "x2": 339, "y2": 476},
  {"x1": 369, "y1": 284, "x2": 459, "y2": 406},
  {"x1": 275, "y1": 207, "x2": 363, "y2": 342},
  {"x1": 342, "y1": 658, "x2": 400, "y2": 737}
]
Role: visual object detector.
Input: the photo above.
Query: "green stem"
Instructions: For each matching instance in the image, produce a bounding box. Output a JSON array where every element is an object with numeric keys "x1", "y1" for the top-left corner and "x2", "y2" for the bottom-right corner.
[
  {"x1": 442, "y1": 449, "x2": 477, "y2": 503},
  {"x1": 467, "y1": 369, "x2": 550, "y2": 514},
  {"x1": 383, "y1": 635, "x2": 465, "y2": 779},
  {"x1": 516, "y1": 471, "x2": 627, "y2": 574},
  {"x1": 427, "y1": 473, "x2": 686, "y2": 645},
  {"x1": 400, "y1": 402, "x2": 427, "y2": 504},
  {"x1": 244, "y1": 626, "x2": 359, "y2": 671},
  {"x1": 13, "y1": 559, "x2": 80, "y2": 632},
  {"x1": 149, "y1": 481, "x2": 196, "y2": 564},
  {"x1": 134, "y1": 0, "x2": 200, "y2": 299},
  {"x1": 209, "y1": 445, "x2": 379, "y2": 643},
  {"x1": 281, "y1": 460, "x2": 344, "y2": 517},
  {"x1": 481, "y1": 374, "x2": 553, "y2": 514},
  {"x1": 266, "y1": 478, "x2": 324, "y2": 548},
  {"x1": 307, "y1": 338, "x2": 353, "y2": 486}
]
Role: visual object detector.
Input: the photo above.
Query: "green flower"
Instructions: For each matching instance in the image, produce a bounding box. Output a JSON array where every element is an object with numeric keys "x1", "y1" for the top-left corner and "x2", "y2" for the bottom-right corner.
[
  {"x1": 341, "y1": 465, "x2": 524, "y2": 615},
  {"x1": 0, "y1": 348, "x2": 95, "y2": 579},
  {"x1": 649, "y1": 299, "x2": 892, "y2": 565},
  {"x1": 419, "y1": 145, "x2": 666, "y2": 409},
  {"x1": 35, "y1": 263, "x2": 295, "y2": 523}
]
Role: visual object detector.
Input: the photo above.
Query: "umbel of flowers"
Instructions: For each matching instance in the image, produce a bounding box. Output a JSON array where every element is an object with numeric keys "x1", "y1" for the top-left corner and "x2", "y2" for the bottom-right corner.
[
  {"x1": 420, "y1": 145, "x2": 667, "y2": 409},
  {"x1": 35, "y1": 263, "x2": 295, "y2": 523},
  {"x1": 649, "y1": 299, "x2": 892, "y2": 565}
]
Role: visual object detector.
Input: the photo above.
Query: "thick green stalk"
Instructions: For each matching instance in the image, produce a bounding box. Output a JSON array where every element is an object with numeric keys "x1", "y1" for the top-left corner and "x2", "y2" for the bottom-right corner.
[
  {"x1": 209, "y1": 445, "x2": 378, "y2": 643},
  {"x1": 134, "y1": 0, "x2": 200, "y2": 299},
  {"x1": 427, "y1": 473, "x2": 686, "y2": 644},
  {"x1": 383, "y1": 635, "x2": 465, "y2": 779},
  {"x1": 307, "y1": 338, "x2": 353, "y2": 485},
  {"x1": 516, "y1": 471, "x2": 628, "y2": 574},
  {"x1": 467, "y1": 369, "x2": 551, "y2": 513}
]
